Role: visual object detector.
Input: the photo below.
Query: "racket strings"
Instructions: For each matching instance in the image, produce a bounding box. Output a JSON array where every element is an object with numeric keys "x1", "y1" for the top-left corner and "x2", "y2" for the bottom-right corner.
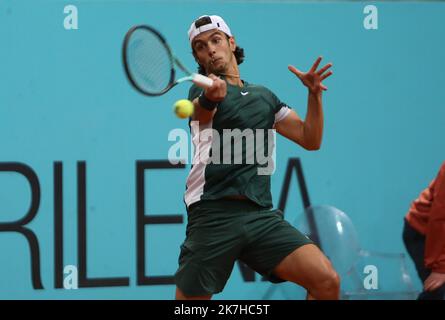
[{"x1": 127, "y1": 29, "x2": 172, "y2": 94}]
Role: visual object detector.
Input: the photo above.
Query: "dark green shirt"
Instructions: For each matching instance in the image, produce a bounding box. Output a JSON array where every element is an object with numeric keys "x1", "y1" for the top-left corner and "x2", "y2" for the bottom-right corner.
[{"x1": 184, "y1": 79, "x2": 291, "y2": 209}]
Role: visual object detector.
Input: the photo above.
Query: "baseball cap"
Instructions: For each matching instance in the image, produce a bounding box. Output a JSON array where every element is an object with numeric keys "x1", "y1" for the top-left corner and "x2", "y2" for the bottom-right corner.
[{"x1": 188, "y1": 15, "x2": 232, "y2": 44}]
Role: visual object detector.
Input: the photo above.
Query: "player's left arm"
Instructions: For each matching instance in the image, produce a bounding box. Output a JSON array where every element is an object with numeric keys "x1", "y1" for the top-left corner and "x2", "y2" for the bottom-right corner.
[{"x1": 275, "y1": 56, "x2": 333, "y2": 151}]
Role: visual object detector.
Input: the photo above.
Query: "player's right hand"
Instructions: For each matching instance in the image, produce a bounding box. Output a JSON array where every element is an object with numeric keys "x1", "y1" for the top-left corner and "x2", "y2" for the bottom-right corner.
[{"x1": 204, "y1": 74, "x2": 227, "y2": 102}]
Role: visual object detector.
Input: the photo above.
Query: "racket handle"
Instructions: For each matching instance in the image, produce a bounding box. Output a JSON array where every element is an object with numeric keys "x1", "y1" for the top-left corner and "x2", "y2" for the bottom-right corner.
[{"x1": 192, "y1": 73, "x2": 214, "y2": 88}]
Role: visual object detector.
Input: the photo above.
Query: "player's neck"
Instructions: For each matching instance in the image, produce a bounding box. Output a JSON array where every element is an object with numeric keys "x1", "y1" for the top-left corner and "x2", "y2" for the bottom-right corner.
[{"x1": 222, "y1": 63, "x2": 243, "y2": 87}]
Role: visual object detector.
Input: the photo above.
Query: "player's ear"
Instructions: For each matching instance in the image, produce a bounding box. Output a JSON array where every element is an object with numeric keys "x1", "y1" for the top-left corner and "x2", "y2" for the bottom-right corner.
[
  {"x1": 228, "y1": 36, "x2": 236, "y2": 52},
  {"x1": 192, "y1": 51, "x2": 200, "y2": 64}
]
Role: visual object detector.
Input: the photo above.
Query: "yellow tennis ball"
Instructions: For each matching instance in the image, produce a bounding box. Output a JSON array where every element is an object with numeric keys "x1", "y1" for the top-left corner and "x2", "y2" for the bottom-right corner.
[{"x1": 174, "y1": 99, "x2": 194, "y2": 119}]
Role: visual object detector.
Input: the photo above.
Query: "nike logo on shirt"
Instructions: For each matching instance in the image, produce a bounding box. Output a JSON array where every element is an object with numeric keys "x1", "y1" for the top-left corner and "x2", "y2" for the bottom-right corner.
[{"x1": 240, "y1": 92, "x2": 249, "y2": 96}]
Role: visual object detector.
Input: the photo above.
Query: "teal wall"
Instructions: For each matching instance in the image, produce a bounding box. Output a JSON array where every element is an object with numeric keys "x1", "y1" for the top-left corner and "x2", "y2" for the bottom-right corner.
[{"x1": 1, "y1": 0, "x2": 444, "y2": 299}]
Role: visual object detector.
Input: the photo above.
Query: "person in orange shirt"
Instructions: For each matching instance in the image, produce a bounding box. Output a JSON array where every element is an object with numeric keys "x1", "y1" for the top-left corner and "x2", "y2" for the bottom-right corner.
[{"x1": 403, "y1": 161, "x2": 445, "y2": 300}]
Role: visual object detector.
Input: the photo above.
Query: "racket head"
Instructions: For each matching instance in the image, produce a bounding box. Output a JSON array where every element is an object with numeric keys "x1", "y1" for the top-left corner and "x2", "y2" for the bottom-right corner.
[{"x1": 122, "y1": 25, "x2": 176, "y2": 96}]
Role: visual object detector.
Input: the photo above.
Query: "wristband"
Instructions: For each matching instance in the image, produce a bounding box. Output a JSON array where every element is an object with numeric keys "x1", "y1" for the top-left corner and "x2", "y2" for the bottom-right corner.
[{"x1": 198, "y1": 93, "x2": 219, "y2": 111}]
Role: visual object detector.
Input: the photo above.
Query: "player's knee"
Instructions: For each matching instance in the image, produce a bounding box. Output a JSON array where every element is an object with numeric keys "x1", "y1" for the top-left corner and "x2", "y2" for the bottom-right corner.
[
  {"x1": 306, "y1": 259, "x2": 340, "y2": 299},
  {"x1": 312, "y1": 270, "x2": 340, "y2": 298},
  {"x1": 327, "y1": 271, "x2": 341, "y2": 292}
]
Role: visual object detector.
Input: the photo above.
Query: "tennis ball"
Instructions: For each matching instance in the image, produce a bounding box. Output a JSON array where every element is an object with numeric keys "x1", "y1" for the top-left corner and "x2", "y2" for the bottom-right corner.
[{"x1": 174, "y1": 99, "x2": 194, "y2": 119}]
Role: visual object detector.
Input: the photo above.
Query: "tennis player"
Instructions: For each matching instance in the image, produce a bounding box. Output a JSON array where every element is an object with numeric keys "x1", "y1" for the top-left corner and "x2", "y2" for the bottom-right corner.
[{"x1": 175, "y1": 15, "x2": 339, "y2": 300}]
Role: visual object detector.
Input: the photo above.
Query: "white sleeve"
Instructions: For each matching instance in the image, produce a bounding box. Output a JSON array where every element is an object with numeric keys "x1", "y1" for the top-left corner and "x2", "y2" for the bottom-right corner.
[{"x1": 274, "y1": 105, "x2": 291, "y2": 124}]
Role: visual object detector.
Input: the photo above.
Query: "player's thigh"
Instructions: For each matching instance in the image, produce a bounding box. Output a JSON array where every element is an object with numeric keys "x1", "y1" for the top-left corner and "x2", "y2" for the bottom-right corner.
[
  {"x1": 239, "y1": 210, "x2": 314, "y2": 282},
  {"x1": 176, "y1": 287, "x2": 212, "y2": 300},
  {"x1": 272, "y1": 243, "x2": 338, "y2": 289}
]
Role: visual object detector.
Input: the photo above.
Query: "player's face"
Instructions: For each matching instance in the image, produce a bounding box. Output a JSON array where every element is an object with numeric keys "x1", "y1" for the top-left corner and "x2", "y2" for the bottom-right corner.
[{"x1": 192, "y1": 30, "x2": 236, "y2": 75}]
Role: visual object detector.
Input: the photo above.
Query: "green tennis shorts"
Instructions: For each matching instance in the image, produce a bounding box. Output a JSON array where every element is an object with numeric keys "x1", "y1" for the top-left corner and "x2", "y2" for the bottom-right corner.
[{"x1": 174, "y1": 199, "x2": 314, "y2": 297}]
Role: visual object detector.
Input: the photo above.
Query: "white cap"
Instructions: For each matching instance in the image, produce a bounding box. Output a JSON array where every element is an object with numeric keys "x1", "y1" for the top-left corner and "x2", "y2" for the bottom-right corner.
[{"x1": 188, "y1": 15, "x2": 232, "y2": 44}]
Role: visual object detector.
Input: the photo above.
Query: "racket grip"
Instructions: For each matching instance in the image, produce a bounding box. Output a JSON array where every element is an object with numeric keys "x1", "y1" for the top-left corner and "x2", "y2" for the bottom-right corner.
[{"x1": 192, "y1": 73, "x2": 214, "y2": 88}]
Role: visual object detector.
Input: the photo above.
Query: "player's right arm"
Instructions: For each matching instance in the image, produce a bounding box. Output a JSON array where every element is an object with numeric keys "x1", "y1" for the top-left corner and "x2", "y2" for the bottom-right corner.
[
  {"x1": 191, "y1": 98, "x2": 217, "y2": 124},
  {"x1": 191, "y1": 74, "x2": 226, "y2": 124}
]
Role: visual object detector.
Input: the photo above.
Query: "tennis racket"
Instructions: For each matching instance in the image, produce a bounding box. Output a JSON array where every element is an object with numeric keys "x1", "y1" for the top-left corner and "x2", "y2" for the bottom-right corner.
[{"x1": 122, "y1": 25, "x2": 213, "y2": 96}]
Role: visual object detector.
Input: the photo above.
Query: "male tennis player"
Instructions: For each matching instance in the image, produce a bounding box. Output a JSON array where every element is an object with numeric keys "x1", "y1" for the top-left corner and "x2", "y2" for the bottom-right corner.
[{"x1": 174, "y1": 15, "x2": 339, "y2": 300}]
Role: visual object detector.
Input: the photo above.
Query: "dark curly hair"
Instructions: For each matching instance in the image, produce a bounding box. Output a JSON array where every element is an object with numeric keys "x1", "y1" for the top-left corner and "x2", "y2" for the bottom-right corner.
[{"x1": 193, "y1": 35, "x2": 245, "y2": 75}]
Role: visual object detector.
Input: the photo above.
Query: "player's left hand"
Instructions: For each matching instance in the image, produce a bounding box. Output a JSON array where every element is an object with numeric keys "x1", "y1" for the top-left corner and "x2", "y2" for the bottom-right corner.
[
  {"x1": 424, "y1": 272, "x2": 445, "y2": 292},
  {"x1": 288, "y1": 56, "x2": 333, "y2": 94}
]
